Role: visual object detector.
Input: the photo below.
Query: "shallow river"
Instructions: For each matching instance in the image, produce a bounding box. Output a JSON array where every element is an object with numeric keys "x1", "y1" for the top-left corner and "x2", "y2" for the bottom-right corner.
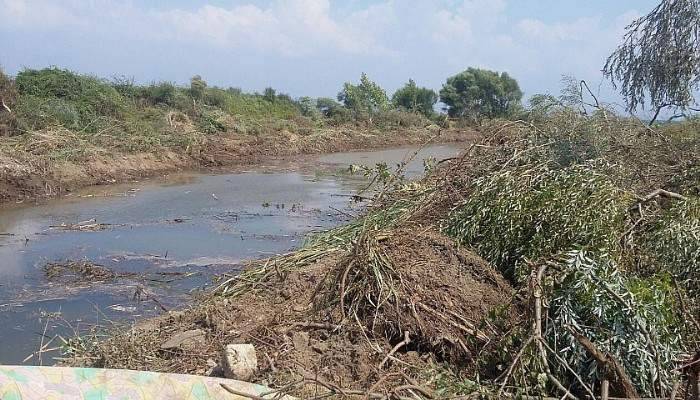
[{"x1": 0, "y1": 144, "x2": 461, "y2": 365}]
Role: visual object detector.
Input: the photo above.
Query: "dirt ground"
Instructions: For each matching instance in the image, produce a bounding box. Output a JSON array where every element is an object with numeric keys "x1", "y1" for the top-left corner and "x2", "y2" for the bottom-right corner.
[
  {"x1": 69, "y1": 227, "x2": 520, "y2": 398},
  {"x1": 0, "y1": 126, "x2": 476, "y2": 206}
]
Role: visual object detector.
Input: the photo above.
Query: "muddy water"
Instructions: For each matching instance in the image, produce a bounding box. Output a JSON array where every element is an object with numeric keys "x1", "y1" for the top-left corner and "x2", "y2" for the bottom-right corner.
[{"x1": 0, "y1": 144, "x2": 461, "y2": 365}]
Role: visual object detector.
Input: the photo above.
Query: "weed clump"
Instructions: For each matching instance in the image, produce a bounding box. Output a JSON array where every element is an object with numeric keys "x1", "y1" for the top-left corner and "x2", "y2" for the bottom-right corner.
[{"x1": 15, "y1": 68, "x2": 124, "y2": 132}]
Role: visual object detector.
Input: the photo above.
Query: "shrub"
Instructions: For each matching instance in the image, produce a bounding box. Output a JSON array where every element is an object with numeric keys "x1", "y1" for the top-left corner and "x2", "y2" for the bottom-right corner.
[
  {"x1": 196, "y1": 109, "x2": 227, "y2": 134},
  {"x1": 373, "y1": 109, "x2": 429, "y2": 128},
  {"x1": 15, "y1": 95, "x2": 84, "y2": 131},
  {"x1": 16, "y1": 68, "x2": 123, "y2": 117},
  {"x1": 139, "y1": 82, "x2": 177, "y2": 107},
  {"x1": 263, "y1": 87, "x2": 276, "y2": 102},
  {"x1": 13, "y1": 68, "x2": 126, "y2": 132},
  {"x1": 203, "y1": 88, "x2": 230, "y2": 109},
  {"x1": 189, "y1": 75, "x2": 207, "y2": 101},
  {"x1": 298, "y1": 97, "x2": 321, "y2": 120}
]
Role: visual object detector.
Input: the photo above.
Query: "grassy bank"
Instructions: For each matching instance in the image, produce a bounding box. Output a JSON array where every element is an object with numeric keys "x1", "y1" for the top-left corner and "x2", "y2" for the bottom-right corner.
[
  {"x1": 0, "y1": 68, "x2": 473, "y2": 204},
  {"x1": 65, "y1": 104, "x2": 699, "y2": 398}
]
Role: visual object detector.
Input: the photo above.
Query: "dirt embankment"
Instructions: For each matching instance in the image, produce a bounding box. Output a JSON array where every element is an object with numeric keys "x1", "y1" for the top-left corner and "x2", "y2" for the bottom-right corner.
[
  {"x1": 0, "y1": 127, "x2": 475, "y2": 206},
  {"x1": 71, "y1": 227, "x2": 520, "y2": 398}
]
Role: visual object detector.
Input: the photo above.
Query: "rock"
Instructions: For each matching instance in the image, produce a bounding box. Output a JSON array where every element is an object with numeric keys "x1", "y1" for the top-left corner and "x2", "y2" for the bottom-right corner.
[
  {"x1": 160, "y1": 329, "x2": 206, "y2": 351},
  {"x1": 221, "y1": 344, "x2": 258, "y2": 381}
]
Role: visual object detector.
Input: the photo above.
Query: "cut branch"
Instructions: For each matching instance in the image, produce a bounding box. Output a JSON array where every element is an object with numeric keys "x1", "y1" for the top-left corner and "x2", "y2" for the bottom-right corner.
[
  {"x1": 1, "y1": 98, "x2": 11, "y2": 113},
  {"x1": 629, "y1": 189, "x2": 687, "y2": 211},
  {"x1": 569, "y1": 328, "x2": 640, "y2": 399}
]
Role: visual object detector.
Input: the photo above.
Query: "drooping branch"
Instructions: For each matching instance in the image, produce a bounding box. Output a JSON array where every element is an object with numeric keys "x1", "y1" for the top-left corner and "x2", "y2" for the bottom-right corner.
[{"x1": 604, "y1": 0, "x2": 700, "y2": 113}]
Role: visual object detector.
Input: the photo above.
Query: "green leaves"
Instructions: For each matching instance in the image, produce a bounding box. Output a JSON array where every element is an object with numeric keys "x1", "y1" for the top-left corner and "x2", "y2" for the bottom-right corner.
[
  {"x1": 439, "y1": 67, "x2": 523, "y2": 120},
  {"x1": 444, "y1": 162, "x2": 630, "y2": 281},
  {"x1": 338, "y1": 73, "x2": 388, "y2": 117},
  {"x1": 640, "y1": 198, "x2": 700, "y2": 295},
  {"x1": 546, "y1": 251, "x2": 681, "y2": 396},
  {"x1": 15, "y1": 67, "x2": 124, "y2": 132},
  {"x1": 391, "y1": 79, "x2": 438, "y2": 118},
  {"x1": 604, "y1": 0, "x2": 700, "y2": 115}
]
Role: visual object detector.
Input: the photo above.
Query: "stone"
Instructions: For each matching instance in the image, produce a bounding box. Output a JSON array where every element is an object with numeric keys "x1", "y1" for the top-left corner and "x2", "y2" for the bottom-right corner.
[
  {"x1": 160, "y1": 329, "x2": 206, "y2": 351},
  {"x1": 221, "y1": 344, "x2": 258, "y2": 381}
]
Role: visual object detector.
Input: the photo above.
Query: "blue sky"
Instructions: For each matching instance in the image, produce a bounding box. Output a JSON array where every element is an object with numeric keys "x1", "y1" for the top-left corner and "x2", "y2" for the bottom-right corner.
[{"x1": 0, "y1": 0, "x2": 659, "y2": 110}]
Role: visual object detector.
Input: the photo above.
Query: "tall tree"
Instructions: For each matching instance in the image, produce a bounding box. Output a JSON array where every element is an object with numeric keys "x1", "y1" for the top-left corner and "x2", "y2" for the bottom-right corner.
[
  {"x1": 604, "y1": 0, "x2": 700, "y2": 123},
  {"x1": 392, "y1": 79, "x2": 438, "y2": 117},
  {"x1": 439, "y1": 68, "x2": 522, "y2": 120},
  {"x1": 338, "y1": 73, "x2": 388, "y2": 118}
]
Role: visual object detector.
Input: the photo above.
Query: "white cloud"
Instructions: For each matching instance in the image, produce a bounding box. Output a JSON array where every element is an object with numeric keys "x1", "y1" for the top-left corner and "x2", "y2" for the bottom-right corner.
[
  {"x1": 516, "y1": 17, "x2": 603, "y2": 42},
  {"x1": 158, "y1": 0, "x2": 384, "y2": 55},
  {"x1": 0, "y1": 0, "x2": 85, "y2": 28},
  {"x1": 0, "y1": 0, "x2": 648, "y2": 102}
]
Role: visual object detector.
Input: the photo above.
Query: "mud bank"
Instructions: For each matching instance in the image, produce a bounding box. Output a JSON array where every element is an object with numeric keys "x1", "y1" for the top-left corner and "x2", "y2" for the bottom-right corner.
[{"x1": 0, "y1": 127, "x2": 475, "y2": 205}]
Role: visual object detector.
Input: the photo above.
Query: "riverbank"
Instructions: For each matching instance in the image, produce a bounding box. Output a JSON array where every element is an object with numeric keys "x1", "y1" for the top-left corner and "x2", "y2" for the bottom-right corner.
[
  {"x1": 66, "y1": 114, "x2": 699, "y2": 398},
  {"x1": 0, "y1": 144, "x2": 463, "y2": 365},
  {"x1": 0, "y1": 125, "x2": 475, "y2": 205}
]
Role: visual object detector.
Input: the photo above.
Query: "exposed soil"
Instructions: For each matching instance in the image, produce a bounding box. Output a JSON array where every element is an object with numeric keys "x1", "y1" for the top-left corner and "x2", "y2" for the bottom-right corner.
[
  {"x1": 71, "y1": 227, "x2": 520, "y2": 398},
  {"x1": 0, "y1": 127, "x2": 476, "y2": 206}
]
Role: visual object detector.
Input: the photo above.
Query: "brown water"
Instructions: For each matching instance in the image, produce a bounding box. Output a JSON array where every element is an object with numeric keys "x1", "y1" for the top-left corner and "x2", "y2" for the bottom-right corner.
[{"x1": 0, "y1": 144, "x2": 462, "y2": 365}]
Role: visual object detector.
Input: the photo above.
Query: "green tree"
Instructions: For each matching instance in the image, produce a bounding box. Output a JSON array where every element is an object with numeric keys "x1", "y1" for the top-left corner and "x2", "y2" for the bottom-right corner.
[
  {"x1": 298, "y1": 96, "x2": 321, "y2": 120},
  {"x1": 604, "y1": 0, "x2": 700, "y2": 124},
  {"x1": 439, "y1": 68, "x2": 522, "y2": 119},
  {"x1": 315, "y1": 97, "x2": 342, "y2": 116},
  {"x1": 263, "y1": 87, "x2": 276, "y2": 102},
  {"x1": 338, "y1": 73, "x2": 388, "y2": 118},
  {"x1": 391, "y1": 79, "x2": 438, "y2": 117},
  {"x1": 190, "y1": 75, "x2": 207, "y2": 101}
]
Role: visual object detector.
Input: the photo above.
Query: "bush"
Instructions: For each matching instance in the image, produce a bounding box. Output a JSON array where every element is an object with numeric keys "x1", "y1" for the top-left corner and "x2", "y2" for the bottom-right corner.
[
  {"x1": 16, "y1": 68, "x2": 123, "y2": 116},
  {"x1": 196, "y1": 109, "x2": 227, "y2": 134},
  {"x1": 338, "y1": 73, "x2": 388, "y2": 117},
  {"x1": 15, "y1": 68, "x2": 124, "y2": 132},
  {"x1": 373, "y1": 109, "x2": 429, "y2": 128},
  {"x1": 203, "y1": 88, "x2": 230, "y2": 109},
  {"x1": 139, "y1": 82, "x2": 177, "y2": 107}
]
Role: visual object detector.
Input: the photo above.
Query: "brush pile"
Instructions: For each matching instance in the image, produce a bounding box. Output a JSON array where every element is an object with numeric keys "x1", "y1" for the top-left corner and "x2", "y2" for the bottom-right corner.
[
  {"x1": 68, "y1": 106, "x2": 699, "y2": 399},
  {"x1": 44, "y1": 260, "x2": 117, "y2": 283}
]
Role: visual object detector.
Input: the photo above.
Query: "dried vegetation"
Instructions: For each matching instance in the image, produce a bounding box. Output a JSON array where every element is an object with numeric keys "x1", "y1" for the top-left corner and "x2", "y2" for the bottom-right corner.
[{"x1": 65, "y1": 103, "x2": 699, "y2": 399}]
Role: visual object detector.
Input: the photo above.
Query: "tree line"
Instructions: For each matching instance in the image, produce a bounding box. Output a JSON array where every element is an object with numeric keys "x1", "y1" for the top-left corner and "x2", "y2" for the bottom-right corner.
[
  {"x1": 0, "y1": 66, "x2": 523, "y2": 137},
  {"x1": 314, "y1": 68, "x2": 522, "y2": 122}
]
